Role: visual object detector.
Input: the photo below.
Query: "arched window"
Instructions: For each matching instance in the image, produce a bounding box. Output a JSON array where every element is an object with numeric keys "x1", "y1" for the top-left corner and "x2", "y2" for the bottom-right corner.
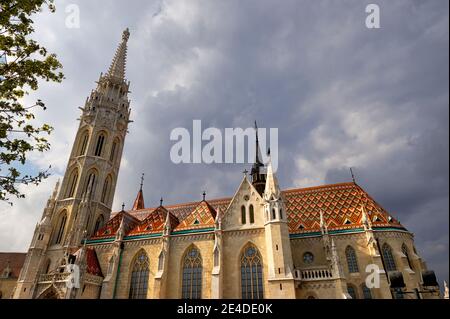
[
  {"x1": 93, "y1": 215, "x2": 104, "y2": 234},
  {"x1": 110, "y1": 138, "x2": 119, "y2": 162},
  {"x1": 182, "y1": 247, "x2": 202, "y2": 299},
  {"x1": 249, "y1": 205, "x2": 255, "y2": 224},
  {"x1": 241, "y1": 206, "x2": 246, "y2": 224},
  {"x1": 158, "y1": 252, "x2": 165, "y2": 271},
  {"x1": 84, "y1": 171, "x2": 97, "y2": 196},
  {"x1": 42, "y1": 259, "x2": 51, "y2": 274},
  {"x1": 53, "y1": 211, "x2": 67, "y2": 245},
  {"x1": 213, "y1": 247, "x2": 219, "y2": 267},
  {"x1": 347, "y1": 284, "x2": 357, "y2": 299},
  {"x1": 362, "y1": 285, "x2": 372, "y2": 299},
  {"x1": 272, "y1": 208, "x2": 276, "y2": 220},
  {"x1": 85, "y1": 214, "x2": 91, "y2": 233},
  {"x1": 101, "y1": 176, "x2": 111, "y2": 204},
  {"x1": 279, "y1": 208, "x2": 283, "y2": 220},
  {"x1": 77, "y1": 131, "x2": 89, "y2": 156},
  {"x1": 128, "y1": 250, "x2": 149, "y2": 299},
  {"x1": 94, "y1": 133, "x2": 106, "y2": 157},
  {"x1": 107, "y1": 255, "x2": 115, "y2": 275},
  {"x1": 241, "y1": 244, "x2": 263, "y2": 299},
  {"x1": 402, "y1": 244, "x2": 413, "y2": 270},
  {"x1": 66, "y1": 169, "x2": 79, "y2": 198},
  {"x1": 345, "y1": 246, "x2": 359, "y2": 273},
  {"x1": 382, "y1": 244, "x2": 397, "y2": 272}
]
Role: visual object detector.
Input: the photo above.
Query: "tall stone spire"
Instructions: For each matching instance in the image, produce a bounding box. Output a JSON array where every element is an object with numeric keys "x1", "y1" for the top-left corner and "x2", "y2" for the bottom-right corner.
[
  {"x1": 264, "y1": 154, "x2": 281, "y2": 200},
  {"x1": 132, "y1": 173, "x2": 145, "y2": 210},
  {"x1": 251, "y1": 121, "x2": 266, "y2": 195},
  {"x1": 106, "y1": 28, "x2": 130, "y2": 81},
  {"x1": 13, "y1": 28, "x2": 133, "y2": 300}
]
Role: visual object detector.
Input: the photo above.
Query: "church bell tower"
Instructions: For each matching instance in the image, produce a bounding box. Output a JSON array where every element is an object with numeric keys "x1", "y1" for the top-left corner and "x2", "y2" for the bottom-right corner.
[{"x1": 13, "y1": 29, "x2": 132, "y2": 299}]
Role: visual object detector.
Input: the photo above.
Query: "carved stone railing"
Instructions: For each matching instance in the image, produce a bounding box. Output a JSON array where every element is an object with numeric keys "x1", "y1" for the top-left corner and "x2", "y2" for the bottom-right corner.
[
  {"x1": 294, "y1": 266, "x2": 334, "y2": 282},
  {"x1": 38, "y1": 272, "x2": 70, "y2": 283},
  {"x1": 84, "y1": 273, "x2": 104, "y2": 286}
]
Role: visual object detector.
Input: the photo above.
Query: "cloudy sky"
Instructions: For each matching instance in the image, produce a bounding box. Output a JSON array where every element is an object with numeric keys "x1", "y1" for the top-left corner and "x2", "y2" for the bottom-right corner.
[{"x1": 0, "y1": 0, "x2": 448, "y2": 287}]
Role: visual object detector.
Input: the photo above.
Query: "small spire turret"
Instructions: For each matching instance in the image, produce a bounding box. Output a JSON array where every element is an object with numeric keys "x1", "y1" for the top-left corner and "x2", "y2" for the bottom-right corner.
[
  {"x1": 250, "y1": 121, "x2": 266, "y2": 195},
  {"x1": 106, "y1": 28, "x2": 130, "y2": 81}
]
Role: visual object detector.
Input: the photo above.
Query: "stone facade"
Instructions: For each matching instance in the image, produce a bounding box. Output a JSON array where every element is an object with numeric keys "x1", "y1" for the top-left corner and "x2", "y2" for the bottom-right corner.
[{"x1": 9, "y1": 29, "x2": 442, "y2": 300}]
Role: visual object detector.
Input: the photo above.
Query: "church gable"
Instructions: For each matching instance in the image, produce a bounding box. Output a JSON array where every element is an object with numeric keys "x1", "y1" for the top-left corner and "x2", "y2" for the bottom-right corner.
[
  {"x1": 90, "y1": 210, "x2": 139, "y2": 239},
  {"x1": 173, "y1": 201, "x2": 217, "y2": 232},
  {"x1": 222, "y1": 175, "x2": 264, "y2": 229},
  {"x1": 128, "y1": 206, "x2": 179, "y2": 235}
]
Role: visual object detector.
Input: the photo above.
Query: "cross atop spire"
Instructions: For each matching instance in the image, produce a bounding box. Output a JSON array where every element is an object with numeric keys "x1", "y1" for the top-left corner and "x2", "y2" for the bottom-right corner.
[{"x1": 106, "y1": 28, "x2": 130, "y2": 81}]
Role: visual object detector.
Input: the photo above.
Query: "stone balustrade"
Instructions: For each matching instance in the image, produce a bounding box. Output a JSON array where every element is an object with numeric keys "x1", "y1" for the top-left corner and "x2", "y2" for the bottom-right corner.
[
  {"x1": 294, "y1": 266, "x2": 334, "y2": 281},
  {"x1": 38, "y1": 272, "x2": 70, "y2": 283}
]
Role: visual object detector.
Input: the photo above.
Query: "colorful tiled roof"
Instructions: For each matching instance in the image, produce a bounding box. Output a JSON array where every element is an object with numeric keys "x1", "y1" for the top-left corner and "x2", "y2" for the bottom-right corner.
[
  {"x1": 127, "y1": 206, "x2": 179, "y2": 236},
  {"x1": 173, "y1": 200, "x2": 217, "y2": 232},
  {"x1": 96, "y1": 182, "x2": 404, "y2": 239},
  {"x1": 91, "y1": 210, "x2": 140, "y2": 239},
  {"x1": 0, "y1": 252, "x2": 26, "y2": 278},
  {"x1": 283, "y1": 182, "x2": 403, "y2": 234},
  {"x1": 74, "y1": 247, "x2": 103, "y2": 276}
]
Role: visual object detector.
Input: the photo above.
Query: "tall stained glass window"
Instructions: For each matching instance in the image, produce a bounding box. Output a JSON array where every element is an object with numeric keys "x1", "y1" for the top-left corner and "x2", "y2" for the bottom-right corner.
[
  {"x1": 382, "y1": 244, "x2": 397, "y2": 272},
  {"x1": 129, "y1": 250, "x2": 149, "y2": 299},
  {"x1": 345, "y1": 246, "x2": 359, "y2": 273},
  {"x1": 402, "y1": 244, "x2": 413, "y2": 270},
  {"x1": 241, "y1": 245, "x2": 264, "y2": 299},
  {"x1": 182, "y1": 247, "x2": 202, "y2": 299}
]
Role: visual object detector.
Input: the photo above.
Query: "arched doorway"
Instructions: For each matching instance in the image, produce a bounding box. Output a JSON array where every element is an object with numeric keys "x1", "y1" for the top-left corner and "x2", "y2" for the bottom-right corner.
[{"x1": 38, "y1": 287, "x2": 60, "y2": 299}]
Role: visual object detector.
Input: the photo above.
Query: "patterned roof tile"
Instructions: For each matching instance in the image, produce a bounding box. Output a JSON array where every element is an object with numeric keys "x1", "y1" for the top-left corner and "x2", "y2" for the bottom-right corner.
[{"x1": 104, "y1": 182, "x2": 404, "y2": 236}]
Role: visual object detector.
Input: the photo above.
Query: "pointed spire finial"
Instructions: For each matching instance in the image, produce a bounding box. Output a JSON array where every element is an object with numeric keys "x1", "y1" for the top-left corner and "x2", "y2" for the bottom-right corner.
[
  {"x1": 243, "y1": 169, "x2": 248, "y2": 176},
  {"x1": 202, "y1": 191, "x2": 206, "y2": 201},
  {"x1": 140, "y1": 173, "x2": 144, "y2": 191},
  {"x1": 350, "y1": 167, "x2": 356, "y2": 184},
  {"x1": 361, "y1": 204, "x2": 372, "y2": 230},
  {"x1": 132, "y1": 175, "x2": 145, "y2": 210},
  {"x1": 122, "y1": 28, "x2": 130, "y2": 42},
  {"x1": 320, "y1": 209, "x2": 328, "y2": 234},
  {"x1": 160, "y1": 197, "x2": 163, "y2": 206},
  {"x1": 121, "y1": 202, "x2": 125, "y2": 211},
  {"x1": 106, "y1": 28, "x2": 130, "y2": 80}
]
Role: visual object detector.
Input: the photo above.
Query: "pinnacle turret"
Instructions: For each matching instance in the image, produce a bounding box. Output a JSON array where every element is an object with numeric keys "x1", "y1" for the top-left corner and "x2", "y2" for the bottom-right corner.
[
  {"x1": 264, "y1": 155, "x2": 281, "y2": 200},
  {"x1": 106, "y1": 28, "x2": 130, "y2": 81},
  {"x1": 250, "y1": 121, "x2": 266, "y2": 195}
]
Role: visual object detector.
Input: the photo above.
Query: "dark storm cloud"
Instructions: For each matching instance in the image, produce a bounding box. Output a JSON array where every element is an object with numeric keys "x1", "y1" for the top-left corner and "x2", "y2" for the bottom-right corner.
[{"x1": 0, "y1": 0, "x2": 448, "y2": 287}]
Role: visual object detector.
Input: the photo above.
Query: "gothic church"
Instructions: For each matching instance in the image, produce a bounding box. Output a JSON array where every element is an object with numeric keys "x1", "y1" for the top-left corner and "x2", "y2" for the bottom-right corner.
[{"x1": 9, "y1": 29, "x2": 441, "y2": 299}]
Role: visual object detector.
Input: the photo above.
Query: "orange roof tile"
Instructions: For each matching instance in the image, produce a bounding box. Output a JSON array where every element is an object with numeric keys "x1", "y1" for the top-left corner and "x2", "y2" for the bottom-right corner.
[
  {"x1": 173, "y1": 200, "x2": 217, "y2": 232},
  {"x1": 127, "y1": 206, "x2": 179, "y2": 236},
  {"x1": 283, "y1": 182, "x2": 402, "y2": 234},
  {"x1": 0, "y1": 252, "x2": 26, "y2": 278},
  {"x1": 98, "y1": 182, "x2": 404, "y2": 239},
  {"x1": 91, "y1": 210, "x2": 140, "y2": 239},
  {"x1": 73, "y1": 247, "x2": 103, "y2": 276}
]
